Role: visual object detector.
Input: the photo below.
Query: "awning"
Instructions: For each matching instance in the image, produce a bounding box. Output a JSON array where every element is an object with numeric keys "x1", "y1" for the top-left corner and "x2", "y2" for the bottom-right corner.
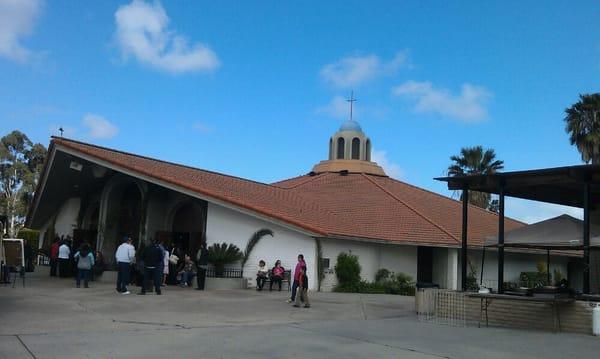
[{"x1": 484, "y1": 214, "x2": 600, "y2": 250}]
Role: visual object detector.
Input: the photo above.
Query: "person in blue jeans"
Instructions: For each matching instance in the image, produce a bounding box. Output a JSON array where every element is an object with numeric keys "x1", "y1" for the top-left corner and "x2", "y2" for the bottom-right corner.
[
  {"x1": 74, "y1": 243, "x2": 95, "y2": 288},
  {"x1": 287, "y1": 254, "x2": 306, "y2": 303},
  {"x1": 115, "y1": 236, "x2": 136, "y2": 295}
]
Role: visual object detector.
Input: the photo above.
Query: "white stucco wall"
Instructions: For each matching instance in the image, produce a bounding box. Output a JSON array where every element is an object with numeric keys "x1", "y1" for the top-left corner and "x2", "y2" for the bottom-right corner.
[
  {"x1": 319, "y1": 239, "x2": 419, "y2": 291},
  {"x1": 54, "y1": 197, "x2": 81, "y2": 238},
  {"x1": 205, "y1": 202, "x2": 317, "y2": 290},
  {"x1": 468, "y1": 249, "x2": 572, "y2": 290}
]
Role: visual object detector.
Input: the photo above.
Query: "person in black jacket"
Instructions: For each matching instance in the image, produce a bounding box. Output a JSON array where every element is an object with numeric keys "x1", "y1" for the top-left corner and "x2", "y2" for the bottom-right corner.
[
  {"x1": 138, "y1": 240, "x2": 163, "y2": 295},
  {"x1": 195, "y1": 241, "x2": 208, "y2": 290}
]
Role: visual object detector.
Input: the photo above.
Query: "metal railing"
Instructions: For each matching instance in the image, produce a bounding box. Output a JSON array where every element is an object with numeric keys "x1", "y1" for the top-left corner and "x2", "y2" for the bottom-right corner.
[
  {"x1": 417, "y1": 289, "x2": 466, "y2": 327},
  {"x1": 205, "y1": 267, "x2": 242, "y2": 278}
]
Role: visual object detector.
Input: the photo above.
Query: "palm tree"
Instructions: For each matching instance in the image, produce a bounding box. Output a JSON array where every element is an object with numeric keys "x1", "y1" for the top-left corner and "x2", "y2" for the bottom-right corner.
[
  {"x1": 241, "y1": 228, "x2": 274, "y2": 268},
  {"x1": 448, "y1": 146, "x2": 504, "y2": 209},
  {"x1": 565, "y1": 93, "x2": 600, "y2": 163}
]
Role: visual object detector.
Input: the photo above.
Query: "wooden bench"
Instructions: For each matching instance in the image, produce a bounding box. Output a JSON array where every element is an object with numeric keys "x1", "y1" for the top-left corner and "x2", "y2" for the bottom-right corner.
[{"x1": 262, "y1": 269, "x2": 291, "y2": 291}]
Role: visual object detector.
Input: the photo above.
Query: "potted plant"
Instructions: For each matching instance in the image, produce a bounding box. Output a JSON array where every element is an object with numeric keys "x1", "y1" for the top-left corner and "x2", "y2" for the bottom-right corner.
[{"x1": 207, "y1": 242, "x2": 243, "y2": 277}]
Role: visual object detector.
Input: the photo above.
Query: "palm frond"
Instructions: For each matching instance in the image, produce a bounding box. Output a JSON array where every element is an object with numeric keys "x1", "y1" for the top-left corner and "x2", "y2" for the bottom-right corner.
[{"x1": 241, "y1": 228, "x2": 274, "y2": 267}]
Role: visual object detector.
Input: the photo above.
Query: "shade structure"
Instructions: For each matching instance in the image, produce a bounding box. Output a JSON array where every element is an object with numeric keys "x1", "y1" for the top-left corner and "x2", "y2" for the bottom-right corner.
[
  {"x1": 435, "y1": 164, "x2": 600, "y2": 208},
  {"x1": 484, "y1": 214, "x2": 600, "y2": 250},
  {"x1": 436, "y1": 163, "x2": 600, "y2": 294}
]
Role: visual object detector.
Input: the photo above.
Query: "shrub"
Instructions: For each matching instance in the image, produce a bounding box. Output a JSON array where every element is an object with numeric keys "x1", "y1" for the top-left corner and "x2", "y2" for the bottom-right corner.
[
  {"x1": 334, "y1": 252, "x2": 361, "y2": 286},
  {"x1": 17, "y1": 228, "x2": 40, "y2": 250},
  {"x1": 207, "y1": 242, "x2": 243, "y2": 277},
  {"x1": 333, "y1": 271, "x2": 416, "y2": 296},
  {"x1": 375, "y1": 268, "x2": 391, "y2": 283}
]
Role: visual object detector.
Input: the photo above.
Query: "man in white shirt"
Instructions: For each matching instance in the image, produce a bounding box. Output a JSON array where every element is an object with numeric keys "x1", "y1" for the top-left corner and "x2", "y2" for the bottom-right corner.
[
  {"x1": 115, "y1": 236, "x2": 136, "y2": 294},
  {"x1": 58, "y1": 240, "x2": 71, "y2": 278}
]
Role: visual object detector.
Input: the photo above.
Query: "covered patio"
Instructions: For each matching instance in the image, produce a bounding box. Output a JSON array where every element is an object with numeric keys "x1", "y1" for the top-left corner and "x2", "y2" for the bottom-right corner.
[{"x1": 436, "y1": 164, "x2": 600, "y2": 295}]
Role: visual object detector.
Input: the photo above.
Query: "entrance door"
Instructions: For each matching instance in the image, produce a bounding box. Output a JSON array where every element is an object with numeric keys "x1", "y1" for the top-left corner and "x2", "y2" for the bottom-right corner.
[{"x1": 417, "y1": 247, "x2": 433, "y2": 284}]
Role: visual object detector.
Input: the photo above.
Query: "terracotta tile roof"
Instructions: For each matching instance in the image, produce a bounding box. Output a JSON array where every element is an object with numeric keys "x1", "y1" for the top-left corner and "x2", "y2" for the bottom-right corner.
[
  {"x1": 274, "y1": 172, "x2": 525, "y2": 246},
  {"x1": 49, "y1": 137, "x2": 524, "y2": 246}
]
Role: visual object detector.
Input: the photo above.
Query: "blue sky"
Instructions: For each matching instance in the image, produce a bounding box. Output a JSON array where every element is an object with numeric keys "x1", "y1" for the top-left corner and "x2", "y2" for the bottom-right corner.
[{"x1": 1, "y1": 1, "x2": 598, "y2": 223}]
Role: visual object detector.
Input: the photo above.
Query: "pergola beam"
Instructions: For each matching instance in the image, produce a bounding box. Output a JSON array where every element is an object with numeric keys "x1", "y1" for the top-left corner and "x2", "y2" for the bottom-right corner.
[
  {"x1": 461, "y1": 187, "x2": 469, "y2": 291},
  {"x1": 497, "y1": 185, "x2": 505, "y2": 294},
  {"x1": 583, "y1": 181, "x2": 590, "y2": 294}
]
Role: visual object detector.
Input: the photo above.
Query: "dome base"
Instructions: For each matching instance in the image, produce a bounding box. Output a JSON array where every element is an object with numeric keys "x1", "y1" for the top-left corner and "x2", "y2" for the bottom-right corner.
[{"x1": 312, "y1": 159, "x2": 387, "y2": 176}]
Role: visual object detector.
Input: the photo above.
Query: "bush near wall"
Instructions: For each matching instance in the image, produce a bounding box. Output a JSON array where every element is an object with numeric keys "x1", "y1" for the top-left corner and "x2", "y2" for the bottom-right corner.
[
  {"x1": 332, "y1": 256, "x2": 416, "y2": 296},
  {"x1": 17, "y1": 228, "x2": 40, "y2": 251}
]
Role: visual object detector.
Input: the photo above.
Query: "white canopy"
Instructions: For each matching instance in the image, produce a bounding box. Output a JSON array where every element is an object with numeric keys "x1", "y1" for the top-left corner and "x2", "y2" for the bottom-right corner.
[{"x1": 484, "y1": 214, "x2": 600, "y2": 249}]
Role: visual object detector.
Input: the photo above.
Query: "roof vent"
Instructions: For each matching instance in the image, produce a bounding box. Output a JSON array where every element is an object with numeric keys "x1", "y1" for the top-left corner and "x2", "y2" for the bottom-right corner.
[
  {"x1": 340, "y1": 170, "x2": 349, "y2": 176},
  {"x1": 308, "y1": 171, "x2": 316, "y2": 177}
]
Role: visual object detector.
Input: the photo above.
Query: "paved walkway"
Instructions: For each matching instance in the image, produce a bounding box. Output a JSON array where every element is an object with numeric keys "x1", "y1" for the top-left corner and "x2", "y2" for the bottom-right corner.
[{"x1": 1, "y1": 272, "x2": 599, "y2": 358}]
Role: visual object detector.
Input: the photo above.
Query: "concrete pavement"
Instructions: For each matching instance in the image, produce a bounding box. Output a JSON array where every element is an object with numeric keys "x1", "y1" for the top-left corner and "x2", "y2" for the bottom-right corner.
[{"x1": 0, "y1": 271, "x2": 599, "y2": 358}]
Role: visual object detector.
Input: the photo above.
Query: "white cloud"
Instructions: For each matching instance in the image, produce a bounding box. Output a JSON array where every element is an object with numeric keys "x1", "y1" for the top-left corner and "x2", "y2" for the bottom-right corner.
[
  {"x1": 315, "y1": 96, "x2": 352, "y2": 119},
  {"x1": 114, "y1": 0, "x2": 219, "y2": 74},
  {"x1": 82, "y1": 114, "x2": 118, "y2": 139},
  {"x1": 0, "y1": 0, "x2": 42, "y2": 62},
  {"x1": 505, "y1": 197, "x2": 582, "y2": 224},
  {"x1": 393, "y1": 80, "x2": 492, "y2": 123},
  {"x1": 192, "y1": 121, "x2": 214, "y2": 134},
  {"x1": 371, "y1": 149, "x2": 403, "y2": 179},
  {"x1": 320, "y1": 51, "x2": 409, "y2": 88}
]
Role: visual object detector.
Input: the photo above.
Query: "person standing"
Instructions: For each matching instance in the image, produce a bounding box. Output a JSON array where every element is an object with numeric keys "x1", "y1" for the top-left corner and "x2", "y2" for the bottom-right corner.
[
  {"x1": 49, "y1": 237, "x2": 60, "y2": 277},
  {"x1": 195, "y1": 241, "x2": 208, "y2": 290},
  {"x1": 74, "y1": 243, "x2": 94, "y2": 288},
  {"x1": 23, "y1": 240, "x2": 33, "y2": 272},
  {"x1": 115, "y1": 236, "x2": 135, "y2": 295},
  {"x1": 293, "y1": 266, "x2": 310, "y2": 308},
  {"x1": 138, "y1": 240, "x2": 163, "y2": 295},
  {"x1": 58, "y1": 240, "x2": 71, "y2": 278},
  {"x1": 287, "y1": 254, "x2": 306, "y2": 303}
]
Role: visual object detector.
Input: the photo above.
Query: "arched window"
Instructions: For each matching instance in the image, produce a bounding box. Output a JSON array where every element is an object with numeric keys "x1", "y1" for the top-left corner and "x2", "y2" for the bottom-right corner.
[
  {"x1": 351, "y1": 138, "x2": 360, "y2": 159},
  {"x1": 366, "y1": 139, "x2": 371, "y2": 161},
  {"x1": 337, "y1": 137, "x2": 345, "y2": 159},
  {"x1": 329, "y1": 138, "x2": 333, "y2": 160}
]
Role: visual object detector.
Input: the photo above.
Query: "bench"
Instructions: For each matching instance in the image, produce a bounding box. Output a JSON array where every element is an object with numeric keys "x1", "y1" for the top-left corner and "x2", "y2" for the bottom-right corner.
[{"x1": 261, "y1": 269, "x2": 291, "y2": 291}]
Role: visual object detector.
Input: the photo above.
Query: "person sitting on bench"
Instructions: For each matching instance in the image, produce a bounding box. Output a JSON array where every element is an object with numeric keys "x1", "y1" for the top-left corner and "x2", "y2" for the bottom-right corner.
[
  {"x1": 256, "y1": 260, "x2": 268, "y2": 291},
  {"x1": 177, "y1": 255, "x2": 196, "y2": 288},
  {"x1": 269, "y1": 260, "x2": 285, "y2": 291}
]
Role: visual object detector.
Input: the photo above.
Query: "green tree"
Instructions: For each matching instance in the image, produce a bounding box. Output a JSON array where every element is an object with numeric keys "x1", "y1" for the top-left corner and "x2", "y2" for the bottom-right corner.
[
  {"x1": 0, "y1": 130, "x2": 47, "y2": 236},
  {"x1": 564, "y1": 93, "x2": 600, "y2": 163},
  {"x1": 448, "y1": 146, "x2": 504, "y2": 209}
]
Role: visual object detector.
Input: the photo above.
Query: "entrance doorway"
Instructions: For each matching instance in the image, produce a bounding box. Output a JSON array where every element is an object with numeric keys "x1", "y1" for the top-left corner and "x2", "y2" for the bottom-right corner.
[
  {"x1": 417, "y1": 246, "x2": 434, "y2": 284},
  {"x1": 157, "y1": 201, "x2": 207, "y2": 258}
]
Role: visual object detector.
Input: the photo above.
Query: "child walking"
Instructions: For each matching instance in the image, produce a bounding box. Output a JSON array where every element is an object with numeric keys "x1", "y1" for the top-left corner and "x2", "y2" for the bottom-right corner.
[{"x1": 293, "y1": 266, "x2": 310, "y2": 308}]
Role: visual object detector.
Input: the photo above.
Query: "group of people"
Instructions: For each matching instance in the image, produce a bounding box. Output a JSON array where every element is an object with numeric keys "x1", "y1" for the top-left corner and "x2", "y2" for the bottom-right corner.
[
  {"x1": 49, "y1": 236, "x2": 106, "y2": 287},
  {"x1": 49, "y1": 235, "x2": 311, "y2": 308},
  {"x1": 115, "y1": 236, "x2": 209, "y2": 295},
  {"x1": 256, "y1": 254, "x2": 310, "y2": 308}
]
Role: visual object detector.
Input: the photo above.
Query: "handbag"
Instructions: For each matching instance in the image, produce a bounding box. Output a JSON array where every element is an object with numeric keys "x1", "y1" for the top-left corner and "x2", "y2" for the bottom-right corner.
[{"x1": 169, "y1": 254, "x2": 179, "y2": 265}]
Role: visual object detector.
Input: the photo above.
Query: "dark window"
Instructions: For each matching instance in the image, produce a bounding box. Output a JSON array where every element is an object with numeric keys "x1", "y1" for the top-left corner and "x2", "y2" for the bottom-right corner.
[
  {"x1": 329, "y1": 138, "x2": 333, "y2": 160},
  {"x1": 321, "y1": 258, "x2": 330, "y2": 269},
  {"x1": 352, "y1": 138, "x2": 360, "y2": 159},
  {"x1": 337, "y1": 137, "x2": 345, "y2": 159},
  {"x1": 366, "y1": 139, "x2": 371, "y2": 161}
]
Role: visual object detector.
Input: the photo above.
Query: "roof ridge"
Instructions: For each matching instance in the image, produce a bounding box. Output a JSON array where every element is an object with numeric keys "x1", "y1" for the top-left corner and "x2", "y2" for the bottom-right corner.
[
  {"x1": 273, "y1": 172, "x2": 331, "y2": 189},
  {"x1": 51, "y1": 136, "x2": 272, "y2": 188},
  {"x1": 380, "y1": 174, "x2": 526, "y2": 226},
  {"x1": 360, "y1": 173, "x2": 460, "y2": 243}
]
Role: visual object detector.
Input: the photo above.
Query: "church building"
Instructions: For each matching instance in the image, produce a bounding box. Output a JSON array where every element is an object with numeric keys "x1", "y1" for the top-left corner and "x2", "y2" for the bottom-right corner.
[{"x1": 26, "y1": 119, "x2": 575, "y2": 291}]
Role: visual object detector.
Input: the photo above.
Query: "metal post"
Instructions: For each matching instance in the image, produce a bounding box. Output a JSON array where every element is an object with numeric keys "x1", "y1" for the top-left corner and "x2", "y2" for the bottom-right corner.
[
  {"x1": 583, "y1": 181, "x2": 590, "y2": 294},
  {"x1": 546, "y1": 249, "x2": 551, "y2": 285},
  {"x1": 498, "y1": 186, "x2": 505, "y2": 294},
  {"x1": 461, "y1": 187, "x2": 469, "y2": 291}
]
